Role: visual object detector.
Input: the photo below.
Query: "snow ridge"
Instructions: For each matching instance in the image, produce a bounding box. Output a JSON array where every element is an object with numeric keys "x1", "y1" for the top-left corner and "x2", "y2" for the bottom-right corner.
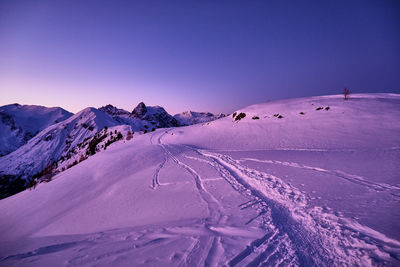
[{"x1": 0, "y1": 104, "x2": 72, "y2": 156}]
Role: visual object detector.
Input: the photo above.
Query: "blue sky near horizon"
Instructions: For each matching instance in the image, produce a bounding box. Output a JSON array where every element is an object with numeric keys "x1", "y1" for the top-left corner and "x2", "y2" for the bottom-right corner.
[{"x1": 0, "y1": 0, "x2": 399, "y2": 114}]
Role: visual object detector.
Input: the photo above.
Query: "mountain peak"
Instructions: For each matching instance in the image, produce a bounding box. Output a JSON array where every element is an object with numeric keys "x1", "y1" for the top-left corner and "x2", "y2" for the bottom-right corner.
[
  {"x1": 99, "y1": 104, "x2": 130, "y2": 117},
  {"x1": 132, "y1": 102, "x2": 147, "y2": 118}
]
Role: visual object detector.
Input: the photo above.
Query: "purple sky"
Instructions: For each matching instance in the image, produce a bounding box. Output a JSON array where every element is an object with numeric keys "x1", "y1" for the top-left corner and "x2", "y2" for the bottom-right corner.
[{"x1": 0, "y1": 0, "x2": 399, "y2": 114}]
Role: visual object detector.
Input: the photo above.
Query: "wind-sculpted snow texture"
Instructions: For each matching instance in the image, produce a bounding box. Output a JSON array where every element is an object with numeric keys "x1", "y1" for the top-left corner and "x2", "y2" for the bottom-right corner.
[{"x1": 0, "y1": 94, "x2": 399, "y2": 266}]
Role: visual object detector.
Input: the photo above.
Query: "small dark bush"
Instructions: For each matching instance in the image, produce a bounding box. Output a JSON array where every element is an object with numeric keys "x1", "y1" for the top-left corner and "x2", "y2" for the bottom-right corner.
[
  {"x1": 299, "y1": 112, "x2": 305, "y2": 115},
  {"x1": 26, "y1": 178, "x2": 38, "y2": 190},
  {"x1": 87, "y1": 134, "x2": 107, "y2": 155},
  {"x1": 33, "y1": 163, "x2": 56, "y2": 182},
  {"x1": 152, "y1": 128, "x2": 155, "y2": 131},
  {"x1": 277, "y1": 115, "x2": 283, "y2": 119},
  {"x1": 273, "y1": 114, "x2": 279, "y2": 117},
  {"x1": 325, "y1": 106, "x2": 330, "y2": 110},
  {"x1": 252, "y1": 116, "x2": 260, "y2": 120},
  {"x1": 79, "y1": 155, "x2": 86, "y2": 162},
  {"x1": 316, "y1": 107, "x2": 323, "y2": 111},
  {"x1": 144, "y1": 130, "x2": 148, "y2": 134},
  {"x1": 232, "y1": 112, "x2": 237, "y2": 118},
  {"x1": 81, "y1": 123, "x2": 88, "y2": 128},
  {"x1": 88, "y1": 126, "x2": 94, "y2": 131},
  {"x1": 117, "y1": 132, "x2": 123, "y2": 140}
]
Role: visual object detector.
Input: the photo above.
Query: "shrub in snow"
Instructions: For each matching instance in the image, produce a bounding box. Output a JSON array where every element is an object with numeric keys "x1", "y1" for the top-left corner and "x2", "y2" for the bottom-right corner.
[
  {"x1": 299, "y1": 112, "x2": 305, "y2": 115},
  {"x1": 325, "y1": 106, "x2": 330, "y2": 110},
  {"x1": 152, "y1": 128, "x2": 156, "y2": 131},
  {"x1": 252, "y1": 116, "x2": 260, "y2": 120},
  {"x1": 67, "y1": 160, "x2": 78, "y2": 169},
  {"x1": 88, "y1": 126, "x2": 94, "y2": 131},
  {"x1": 79, "y1": 155, "x2": 86, "y2": 162},
  {"x1": 343, "y1": 87, "x2": 350, "y2": 100},
  {"x1": 87, "y1": 134, "x2": 107, "y2": 155},
  {"x1": 26, "y1": 178, "x2": 38, "y2": 190},
  {"x1": 232, "y1": 112, "x2": 237, "y2": 118},
  {"x1": 32, "y1": 163, "x2": 57, "y2": 184},
  {"x1": 316, "y1": 107, "x2": 323, "y2": 111}
]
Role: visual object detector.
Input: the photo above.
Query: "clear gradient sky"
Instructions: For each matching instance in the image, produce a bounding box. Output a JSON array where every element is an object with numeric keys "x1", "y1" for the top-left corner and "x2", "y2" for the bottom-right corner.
[{"x1": 0, "y1": 0, "x2": 399, "y2": 114}]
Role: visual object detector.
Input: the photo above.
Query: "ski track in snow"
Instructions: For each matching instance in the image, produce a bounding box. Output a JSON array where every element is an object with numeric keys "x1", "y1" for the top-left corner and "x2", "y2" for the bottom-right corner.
[
  {"x1": 171, "y1": 139, "x2": 399, "y2": 265},
  {"x1": 151, "y1": 132, "x2": 226, "y2": 266},
  {"x1": 239, "y1": 157, "x2": 400, "y2": 198},
  {"x1": 149, "y1": 131, "x2": 400, "y2": 266},
  {"x1": 2, "y1": 130, "x2": 399, "y2": 266},
  {"x1": 193, "y1": 149, "x2": 400, "y2": 266}
]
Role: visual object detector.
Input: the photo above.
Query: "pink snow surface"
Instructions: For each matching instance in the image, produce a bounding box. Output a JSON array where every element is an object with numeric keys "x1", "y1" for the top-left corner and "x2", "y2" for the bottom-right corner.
[{"x1": 0, "y1": 93, "x2": 399, "y2": 266}]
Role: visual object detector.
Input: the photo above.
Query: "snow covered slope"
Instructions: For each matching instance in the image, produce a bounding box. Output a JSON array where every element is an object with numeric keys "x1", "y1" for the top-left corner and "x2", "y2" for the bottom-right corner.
[
  {"x1": 0, "y1": 104, "x2": 72, "y2": 156},
  {"x1": 174, "y1": 111, "x2": 226, "y2": 126},
  {"x1": 165, "y1": 93, "x2": 400, "y2": 150},
  {"x1": 0, "y1": 101, "x2": 190, "y2": 198},
  {"x1": 0, "y1": 94, "x2": 399, "y2": 266}
]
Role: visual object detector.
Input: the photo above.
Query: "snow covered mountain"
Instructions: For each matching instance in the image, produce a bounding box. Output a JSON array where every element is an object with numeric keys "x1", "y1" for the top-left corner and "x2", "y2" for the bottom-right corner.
[
  {"x1": 0, "y1": 93, "x2": 399, "y2": 266},
  {"x1": 0, "y1": 102, "x2": 191, "y2": 198},
  {"x1": 100, "y1": 103, "x2": 225, "y2": 128},
  {"x1": 0, "y1": 107, "x2": 123, "y2": 198},
  {"x1": 100, "y1": 102, "x2": 180, "y2": 130},
  {"x1": 174, "y1": 111, "x2": 226, "y2": 126},
  {"x1": 0, "y1": 104, "x2": 72, "y2": 156}
]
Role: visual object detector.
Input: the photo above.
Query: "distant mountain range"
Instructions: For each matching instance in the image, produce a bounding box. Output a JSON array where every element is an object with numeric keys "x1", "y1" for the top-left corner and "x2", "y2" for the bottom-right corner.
[{"x1": 0, "y1": 102, "x2": 225, "y2": 198}]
